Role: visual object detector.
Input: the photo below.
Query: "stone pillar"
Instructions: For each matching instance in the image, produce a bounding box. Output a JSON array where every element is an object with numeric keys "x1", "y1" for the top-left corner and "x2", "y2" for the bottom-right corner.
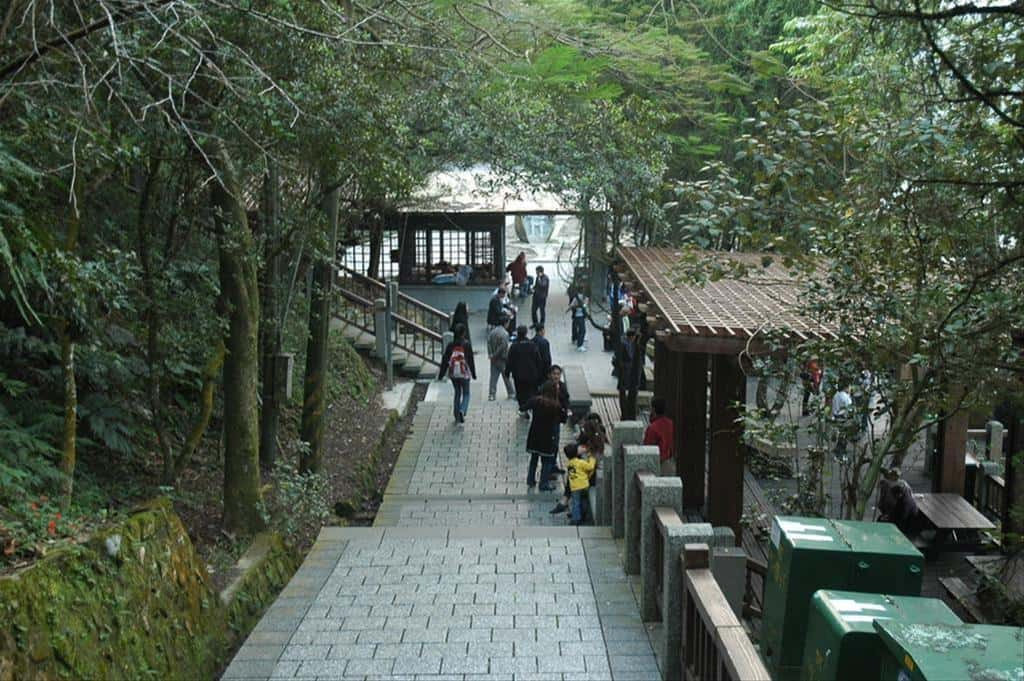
[
  {"x1": 641, "y1": 478, "x2": 683, "y2": 622},
  {"x1": 659, "y1": 514, "x2": 689, "y2": 681},
  {"x1": 599, "y1": 453, "x2": 614, "y2": 526},
  {"x1": 712, "y1": 546, "x2": 747, "y2": 619},
  {"x1": 708, "y1": 354, "x2": 745, "y2": 539},
  {"x1": 623, "y1": 445, "x2": 660, "y2": 574},
  {"x1": 374, "y1": 298, "x2": 388, "y2": 359},
  {"x1": 712, "y1": 526, "x2": 735, "y2": 548},
  {"x1": 612, "y1": 421, "x2": 646, "y2": 539},
  {"x1": 678, "y1": 353, "x2": 708, "y2": 510},
  {"x1": 987, "y1": 420, "x2": 1005, "y2": 460}
]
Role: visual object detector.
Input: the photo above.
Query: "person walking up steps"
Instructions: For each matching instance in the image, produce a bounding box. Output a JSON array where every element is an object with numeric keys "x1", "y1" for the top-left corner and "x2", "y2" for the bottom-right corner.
[
  {"x1": 507, "y1": 325, "x2": 543, "y2": 417},
  {"x1": 532, "y1": 265, "x2": 549, "y2": 328},
  {"x1": 525, "y1": 382, "x2": 565, "y2": 491},
  {"x1": 487, "y1": 315, "x2": 514, "y2": 401},
  {"x1": 439, "y1": 324, "x2": 477, "y2": 423}
]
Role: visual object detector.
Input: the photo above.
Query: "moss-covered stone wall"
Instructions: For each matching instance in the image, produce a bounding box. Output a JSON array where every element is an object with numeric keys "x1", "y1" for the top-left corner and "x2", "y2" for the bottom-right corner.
[{"x1": 0, "y1": 498, "x2": 295, "y2": 681}]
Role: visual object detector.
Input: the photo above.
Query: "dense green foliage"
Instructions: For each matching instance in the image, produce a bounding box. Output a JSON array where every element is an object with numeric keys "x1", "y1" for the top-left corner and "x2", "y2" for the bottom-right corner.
[{"x1": 2, "y1": 0, "x2": 1019, "y2": 577}]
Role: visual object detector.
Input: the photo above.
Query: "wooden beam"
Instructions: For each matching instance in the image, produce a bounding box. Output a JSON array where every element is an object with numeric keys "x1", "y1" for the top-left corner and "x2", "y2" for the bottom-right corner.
[
  {"x1": 663, "y1": 333, "x2": 765, "y2": 356},
  {"x1": 708, "y1": 353, "x2": 745, "y2": 542}
]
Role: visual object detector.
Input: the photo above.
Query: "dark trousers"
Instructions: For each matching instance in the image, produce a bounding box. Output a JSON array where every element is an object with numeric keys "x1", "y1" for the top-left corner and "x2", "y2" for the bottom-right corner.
[
  {"x1": 531, "y1": 297, "x2": 547, "y2": 328},
  {"x1": 514, "y1": 379, "x2": 536, "y2": 411},
  {"x1": 527, "y1": 452, "x2": 556, "y2": 488},
  {"x1": 619, "y1": 388, "x2": 638, "y2": 421},
  {"x1": 571, "y1": 316, "x2": 586, "y2": 346}
]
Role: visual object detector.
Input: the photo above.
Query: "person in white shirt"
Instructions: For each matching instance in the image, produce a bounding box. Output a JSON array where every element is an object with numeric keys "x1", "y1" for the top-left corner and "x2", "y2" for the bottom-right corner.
[{"x1": 832, "y1": 386, "x2": 854, "y2": 462}]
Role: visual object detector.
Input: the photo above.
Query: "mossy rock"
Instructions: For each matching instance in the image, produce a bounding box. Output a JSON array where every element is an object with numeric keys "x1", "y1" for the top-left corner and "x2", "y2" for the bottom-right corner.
[{"x1": 0, "y1": 498, "x2": 227, "y2": 681}]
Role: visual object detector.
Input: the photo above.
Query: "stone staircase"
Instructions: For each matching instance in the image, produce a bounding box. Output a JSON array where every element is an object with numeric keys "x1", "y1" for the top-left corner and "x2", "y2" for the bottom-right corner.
[{"x1": 332, "y1": 316, "x2": 437, "y2": 381}]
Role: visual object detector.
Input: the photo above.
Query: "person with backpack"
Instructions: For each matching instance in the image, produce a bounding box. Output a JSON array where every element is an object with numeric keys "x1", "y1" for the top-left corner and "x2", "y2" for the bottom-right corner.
[
  {"x1": 507, "y1": 324, "x2": 543, "y2": 417},
  {"x1": 438, "y1": 323, "x2": 477, "y2": 423}
]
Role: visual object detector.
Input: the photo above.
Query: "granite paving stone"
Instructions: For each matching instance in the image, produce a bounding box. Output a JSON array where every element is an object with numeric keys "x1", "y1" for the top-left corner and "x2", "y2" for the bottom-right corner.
[{"x1": 226, "y1": 330, "x2": 670, "y2": 681}]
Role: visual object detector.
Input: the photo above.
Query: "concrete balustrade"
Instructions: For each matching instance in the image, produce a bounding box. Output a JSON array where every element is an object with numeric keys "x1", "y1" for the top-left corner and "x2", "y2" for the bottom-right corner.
[
  {"x1": 611, "y1": 421, "x2": 645, "y2": 539},
  {"x1": 639, "y1": 477, "x2": 683, "y2": 621},
  {"x1": 623, "y1": 445, "x2": 661, "y2": 574}
]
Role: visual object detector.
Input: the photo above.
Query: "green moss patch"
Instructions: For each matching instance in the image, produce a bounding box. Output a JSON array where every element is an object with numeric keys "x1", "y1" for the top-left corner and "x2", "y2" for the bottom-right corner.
[{"x1": 0, "y1": 498, "x2": 296, "y2": 681}]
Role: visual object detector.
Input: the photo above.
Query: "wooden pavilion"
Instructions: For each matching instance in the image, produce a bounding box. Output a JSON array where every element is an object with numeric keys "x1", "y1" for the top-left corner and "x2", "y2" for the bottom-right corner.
[{"x1": 616, "y1": 247, "x2": 837, "y2": 539}]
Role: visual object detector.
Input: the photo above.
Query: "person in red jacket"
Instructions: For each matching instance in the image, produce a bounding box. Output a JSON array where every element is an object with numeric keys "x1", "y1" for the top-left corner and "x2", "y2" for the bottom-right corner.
[
  {"x1": 506, "y1": 252, "x2": 528, "y2": 296},
  {"x1": 643, "y1": 397, "x2": 676, "y2": 476}
]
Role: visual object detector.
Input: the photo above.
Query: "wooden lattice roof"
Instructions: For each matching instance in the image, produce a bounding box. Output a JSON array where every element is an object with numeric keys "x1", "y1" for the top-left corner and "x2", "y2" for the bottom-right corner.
[{"x1": 618, "y1": 247, "x2": 836, "y2": 347}]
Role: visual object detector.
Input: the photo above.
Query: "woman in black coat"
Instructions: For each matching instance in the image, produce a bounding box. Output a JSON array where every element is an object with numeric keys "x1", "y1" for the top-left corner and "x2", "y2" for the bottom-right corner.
[
  {"x1": 525, "y1": 382, "x2": 565, "y2": 490},
  {"x1": 450, "y1": 301, "x2": 469, "y2": 334},
  {"x1": 506, "y1": 325, "x2": 543, "y2": 414}
]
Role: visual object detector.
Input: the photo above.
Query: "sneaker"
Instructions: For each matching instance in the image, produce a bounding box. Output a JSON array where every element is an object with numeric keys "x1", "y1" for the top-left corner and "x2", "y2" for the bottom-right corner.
[
  {"x1": 549, "y1": 503, "x2": 569, "y2": 514},
  {"x1": 489, "y1": 395, "x2": 496, "y2": 401},
  {"x1": 520, "y1": 411, "x2": 530, "y2": 419}
]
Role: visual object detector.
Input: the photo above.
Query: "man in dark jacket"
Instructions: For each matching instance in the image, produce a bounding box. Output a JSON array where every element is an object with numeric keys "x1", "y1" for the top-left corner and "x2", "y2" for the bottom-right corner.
[
  {"x1": 616, "y1": 326, "x2": 643, "y2": 420},
  {"x1": 532, "y1": 266, "x2": 550, "y2": 328},
  {"x1": 507, "y1": 325, "x2": 543, "y2": 415},
  {"x1": 533, "y1": 325, "x2": 552, "y2": 377},
  {"x1": 487, "y1": 287, "x2": 508, "y2": 328}
]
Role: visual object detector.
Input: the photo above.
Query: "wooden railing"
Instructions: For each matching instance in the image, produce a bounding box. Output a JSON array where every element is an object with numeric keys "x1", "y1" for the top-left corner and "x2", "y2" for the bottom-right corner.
[
  {"x1": 984, "y1": 474, "x2": 1006, "y2": 519},
  {"x1": 683, "y1": 545, "x2": 771, "y2": 681},
  {"x1": 743, "y1": 556, "x2": 767, "y2": 620},
  {"x1": 335, "y1": 265, "x2": 450, "y2": 367}
]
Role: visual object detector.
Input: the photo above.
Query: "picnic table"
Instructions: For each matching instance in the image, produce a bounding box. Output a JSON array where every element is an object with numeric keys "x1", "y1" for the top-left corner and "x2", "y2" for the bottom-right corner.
[{"x1": 914, "y1": 492, "x2": 995, "y2": 555}]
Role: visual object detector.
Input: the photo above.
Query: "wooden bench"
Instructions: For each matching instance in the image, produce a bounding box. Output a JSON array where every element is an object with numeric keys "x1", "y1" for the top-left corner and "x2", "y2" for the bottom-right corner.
[
  {"x1": 939, "y1": 577, "x2": 984, "y2": 623},
  {"x1": 562, "y1": 364, "x2": 592, "y2": 425},
  {"x1": 914, "y1": 492, "x2": 996, "y2": 556}
]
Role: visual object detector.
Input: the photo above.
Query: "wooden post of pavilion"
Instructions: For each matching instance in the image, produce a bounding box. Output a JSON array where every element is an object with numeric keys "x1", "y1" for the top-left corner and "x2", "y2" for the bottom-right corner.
[
  {"x1": 708, "y1": 354, "x2": 745, "y2": 541},
  {"x1": 935, "y1": 385, "x2": 969, "y2": 494}
]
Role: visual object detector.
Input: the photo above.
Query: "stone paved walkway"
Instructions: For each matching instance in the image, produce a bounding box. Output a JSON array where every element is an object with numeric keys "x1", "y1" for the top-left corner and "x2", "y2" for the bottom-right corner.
[{"x1": 223, "y1": 282, "x2": 659, "y2": 681}]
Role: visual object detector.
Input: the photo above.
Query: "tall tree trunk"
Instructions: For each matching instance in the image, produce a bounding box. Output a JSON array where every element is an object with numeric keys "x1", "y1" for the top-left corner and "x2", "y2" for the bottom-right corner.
[
  {"x1": 212, "y1": 143, "x2": 264, "y2": 534},
  {"x1": 259, "y1": 163, "x2": 282, "y2": 471},
  {"x1": 300, "y1": 184, "x2": 340, "y2": 474},
  {"x1": 58, "y1": 206, "x2": 81, "y2": 511}
]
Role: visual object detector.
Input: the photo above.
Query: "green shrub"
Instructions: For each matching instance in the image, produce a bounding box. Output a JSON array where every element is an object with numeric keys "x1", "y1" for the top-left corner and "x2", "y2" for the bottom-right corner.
[{"x1": 259, "y1": 459, "x2": 330, "y2": 549}]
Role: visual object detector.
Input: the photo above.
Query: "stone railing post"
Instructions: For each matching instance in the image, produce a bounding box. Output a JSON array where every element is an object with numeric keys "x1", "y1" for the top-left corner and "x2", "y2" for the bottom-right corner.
[
  {"x1": 657, "y1": 512, "x2": 688, "y2": 681},
  {"x1": 641, "y1": 478, "x2": 682, "y2": 621},
  {"x1": 623, "y1": 444, "x2": 660, "y2": 574},
  {"x1": 612, "y1": 421, "x2": 645, "y2": 539},
  {"x1": 987, "y1": 420, "x2": 1004, "y2": 459},
  {"x1": 374, "y1": 298, "x2": 388, "y2": 358},
  {"x1": 712, "y1": 545, "x2": 747, "y2": 618}
]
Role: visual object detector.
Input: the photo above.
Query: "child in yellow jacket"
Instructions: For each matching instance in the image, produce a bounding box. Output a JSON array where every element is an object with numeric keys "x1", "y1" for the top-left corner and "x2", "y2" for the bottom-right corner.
[{"x1": 565, "y1": 444, "x2": 596, "y2": 526}]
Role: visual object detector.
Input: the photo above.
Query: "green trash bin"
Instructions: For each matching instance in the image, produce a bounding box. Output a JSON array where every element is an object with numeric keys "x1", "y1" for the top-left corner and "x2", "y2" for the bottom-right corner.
[
  {"x1": 801, "y1": 590, "x2": 961, "y2": 681},
  {"x1": 875, "y1": 621, "x2": 1024, "y2": 681},
  {"x1": 761, "y1": 517, "x2": 925, "y2": 681}
]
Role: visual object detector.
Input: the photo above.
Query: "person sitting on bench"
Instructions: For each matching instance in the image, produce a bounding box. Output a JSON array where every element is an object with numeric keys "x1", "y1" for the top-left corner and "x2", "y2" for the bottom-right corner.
[{"x1": 877, "y1": 468, "x2": 920, "y2": 537}]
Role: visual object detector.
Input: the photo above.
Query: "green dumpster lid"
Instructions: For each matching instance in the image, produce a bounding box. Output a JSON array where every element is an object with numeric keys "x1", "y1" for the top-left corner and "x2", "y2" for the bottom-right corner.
[
  {"x1": 772, "y1": 516, "x2": 848, "y2": 552},
  {"x1": 874, "y1": 621, "x2": 1024, "y2": 681},
  {"x1": 833, "y1": 519, "x2": 923, "y2": 558},
  {"x1": 814, "y1": 591, "x2": 960, "y2": 635}
]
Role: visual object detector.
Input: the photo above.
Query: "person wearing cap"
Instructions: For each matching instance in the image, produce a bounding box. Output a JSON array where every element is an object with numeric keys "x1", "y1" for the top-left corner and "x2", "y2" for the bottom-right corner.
[
  {"x1": 487, "y1": 314, "x2": 514, "y2": 401},
  {"x1": 532, "y1": 265, "x2": 549, "y2": 328}
]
